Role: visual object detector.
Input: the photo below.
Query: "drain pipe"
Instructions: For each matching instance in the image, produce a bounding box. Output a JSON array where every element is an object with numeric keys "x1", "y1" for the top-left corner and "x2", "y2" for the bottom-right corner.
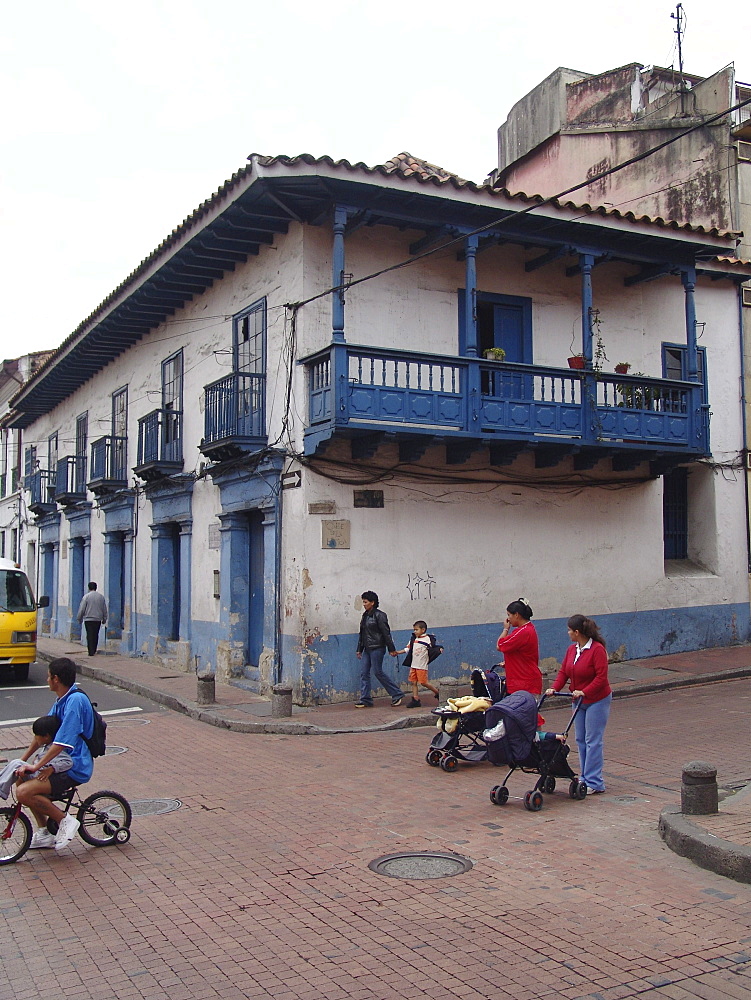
[
  {"x1": 739, "y1": 283, "x2": 751, "y2": 575},
  {"x1": 274, "y1": 478, "x2": 283, "y2": 686}
]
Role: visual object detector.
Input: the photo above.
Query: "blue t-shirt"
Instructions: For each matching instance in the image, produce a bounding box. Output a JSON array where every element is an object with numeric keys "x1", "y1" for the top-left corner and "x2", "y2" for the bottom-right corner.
[{"x1": 51, "y1": 685, "x2": 94, "y2": 784}]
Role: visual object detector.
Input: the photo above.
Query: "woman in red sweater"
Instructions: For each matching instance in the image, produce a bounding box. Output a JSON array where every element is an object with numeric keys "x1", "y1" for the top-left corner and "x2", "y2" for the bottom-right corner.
[
  {"x1": 496, "y1": 598, "x2": 542, "y2": 695},
  {"x1": 546, "y1": 614, "x2": 612, "y2": 795}
]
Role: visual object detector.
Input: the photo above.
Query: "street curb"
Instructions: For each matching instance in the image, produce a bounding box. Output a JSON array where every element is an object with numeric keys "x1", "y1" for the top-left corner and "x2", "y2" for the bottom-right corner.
[
  {"x1": 659, "y1": 805, "x2": 751, "y2": 884},
  {"x1": 37, "y1": 649, "x2": 751, "y2": 735}
]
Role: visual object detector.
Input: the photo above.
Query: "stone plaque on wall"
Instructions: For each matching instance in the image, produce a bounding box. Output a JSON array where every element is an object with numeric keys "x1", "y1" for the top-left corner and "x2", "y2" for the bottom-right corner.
[
  {"x1": 322, "y1": 519, "x2": 350, "y2": 549},
  {"x1": 208, "y1": 523, "x2": 220, "y2": 550}
]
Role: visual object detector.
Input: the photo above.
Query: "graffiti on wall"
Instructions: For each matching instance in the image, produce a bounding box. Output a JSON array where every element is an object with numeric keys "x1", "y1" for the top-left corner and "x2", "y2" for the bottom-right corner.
[{"x1": 406, "y1": 572, "x2": 436, "y2": 600}]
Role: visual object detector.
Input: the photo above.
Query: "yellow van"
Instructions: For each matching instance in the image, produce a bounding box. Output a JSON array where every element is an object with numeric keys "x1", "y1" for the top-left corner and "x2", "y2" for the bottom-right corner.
[{"x1": 0, "y1": 558, "x2": 48, "y2": 683}]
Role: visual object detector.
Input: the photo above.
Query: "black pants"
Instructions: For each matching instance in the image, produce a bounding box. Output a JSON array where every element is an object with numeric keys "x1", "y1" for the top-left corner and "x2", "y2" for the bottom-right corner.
[{"x1": 84, "y1": 620, "x2": 102, "y2": 656}]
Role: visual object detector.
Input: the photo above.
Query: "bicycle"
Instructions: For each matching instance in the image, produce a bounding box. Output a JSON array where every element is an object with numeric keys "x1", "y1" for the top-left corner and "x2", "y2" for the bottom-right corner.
[{"x1": 0, "y1": 783, "x2": 132, "y2": 864}]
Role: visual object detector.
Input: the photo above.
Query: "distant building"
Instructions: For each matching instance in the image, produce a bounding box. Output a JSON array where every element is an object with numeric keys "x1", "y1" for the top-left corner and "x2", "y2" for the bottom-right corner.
[
  {"x1": 0, "y1": 352, "x2": 54, "y2": 579},
  {"x1": 6, "y1": 150, "x2": 751, "y2": 702}
]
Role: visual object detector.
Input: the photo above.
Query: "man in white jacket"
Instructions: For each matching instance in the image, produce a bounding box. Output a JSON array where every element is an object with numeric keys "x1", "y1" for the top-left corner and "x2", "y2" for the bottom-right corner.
[{"x1": 77, "y1": 582, "x2": 108, "y2": 656}]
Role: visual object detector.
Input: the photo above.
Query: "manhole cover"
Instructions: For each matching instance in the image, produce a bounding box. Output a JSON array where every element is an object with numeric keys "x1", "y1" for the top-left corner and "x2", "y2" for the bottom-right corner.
[
  {"x1": 130, "y1": 798, "x2": 182, "y2": 817},
  {"x1": 104, "y1": 746, "x2": 128, "y2": 756},
  {"x1": 369, "y1": 851, "x2": 473, "y2": 879}
]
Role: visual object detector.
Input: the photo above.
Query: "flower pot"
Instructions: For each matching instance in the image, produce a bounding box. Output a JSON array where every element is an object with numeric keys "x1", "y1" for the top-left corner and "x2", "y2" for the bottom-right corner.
[
  {"x1": 484, "y1": 349, "x2": 506, "y2": 361},
  {"x1": 567, "y1": 356, "x2": 585, "y2": 369},
  {"x1": 614, "y1": 363, "x2": 630, "y2": 375}
]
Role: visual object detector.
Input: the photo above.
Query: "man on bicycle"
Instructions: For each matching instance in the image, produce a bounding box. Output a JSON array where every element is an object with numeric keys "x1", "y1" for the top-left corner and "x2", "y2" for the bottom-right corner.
[{"x1": 15, "y1": 657, "x2": 94, "y2": 850}]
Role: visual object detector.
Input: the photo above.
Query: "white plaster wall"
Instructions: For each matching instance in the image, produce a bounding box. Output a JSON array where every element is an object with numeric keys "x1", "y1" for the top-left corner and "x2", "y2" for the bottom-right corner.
[{"x1": 22, "y1": 222, "x2": 307, "y2": 627}]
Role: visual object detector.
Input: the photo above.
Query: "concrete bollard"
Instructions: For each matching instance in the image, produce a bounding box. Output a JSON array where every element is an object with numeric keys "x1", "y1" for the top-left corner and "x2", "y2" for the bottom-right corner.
[
  {"x1": 272, "y1": 684, "x2": 293, "y2": 718},
  {"x1": 196, "y1": 673, "x2": 216, "y2": 705},
  {"x1": 681, "y1": 760, "x2": 718, "y2": 815},
  {"x1": 438, "y1": 677, "x2": 460, "y2": 704}
]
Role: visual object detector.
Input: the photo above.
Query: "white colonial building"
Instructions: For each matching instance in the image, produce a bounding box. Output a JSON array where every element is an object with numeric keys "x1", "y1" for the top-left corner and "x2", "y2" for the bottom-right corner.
[{"x1": 7, "y1": 152, "x2": 751, "y2": 702}]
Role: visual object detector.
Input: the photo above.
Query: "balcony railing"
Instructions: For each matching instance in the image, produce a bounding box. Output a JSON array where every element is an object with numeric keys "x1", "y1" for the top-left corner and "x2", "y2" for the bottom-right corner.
[
  {"x1": 303, "y1": 345, "x2": 709, "y2": 464},
  {"x1": 134, "y1": 408, "x2": 183, "y2": 482},
  {"x1": 88, "y1": 436, "x2": 128, "y2": 495},
  {"x1": 201, "y1": 372, "x2": 265, "y2": 461},
  {"x1": 54, "y1": 455, "x2": 87, "y2": 505},
  {"x1": 26, "y1": 469, "x2": 57, "y2": 514}
]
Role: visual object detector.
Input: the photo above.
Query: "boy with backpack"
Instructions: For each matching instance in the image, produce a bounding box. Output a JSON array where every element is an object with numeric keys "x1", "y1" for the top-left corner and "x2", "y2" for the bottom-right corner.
[{"x1": 395, "y1": 620, "x2": 441, "y2": 708}]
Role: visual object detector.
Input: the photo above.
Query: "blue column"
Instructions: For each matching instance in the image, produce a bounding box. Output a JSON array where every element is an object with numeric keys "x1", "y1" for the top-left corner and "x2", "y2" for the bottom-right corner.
[
  {"x1": 41, "y1": 543, "x2": 55, "y2": 634},
  {"x1": 464, "y1": 235, "x2": 479, "y2": 357},
  {"x1": 178, "y1": 520, "x2": 192, "y2": 642},
  {"x1": 261, "y1": 504, "x2": 280, "y2": 683},
  {"x1": 332, "y1": 206, "x2": 347, "y2": 343},
  {"x1": 150, "y1": 523, "x2": 175, "y2": 647},
  {"x1": 122, "y1": 530, "x2": 134, "y2": 652},
  {"x1": 580, "y1": 254, "x2": 597, "y2": 444},
  {"x1": 218, "y1": 512, "x2": 249, "y2": 654},
  {"x1": 69, "y1": 537, "x2": 85, "y2": 641},
  {"x1": 104, "y1": 531, "x2": 123, "y2": 638},
  {"x1": 682, "y1": 267, "x2": 699, "y2": 381},
  {"x1": 580, "y1": 254, "x2": 595, "y2": 366}
]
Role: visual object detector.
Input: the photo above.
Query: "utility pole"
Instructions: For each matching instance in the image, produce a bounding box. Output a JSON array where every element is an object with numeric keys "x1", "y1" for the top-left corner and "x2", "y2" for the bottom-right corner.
[{"x1": 671, "y1": 3, "x2": 688, "y2": 115}]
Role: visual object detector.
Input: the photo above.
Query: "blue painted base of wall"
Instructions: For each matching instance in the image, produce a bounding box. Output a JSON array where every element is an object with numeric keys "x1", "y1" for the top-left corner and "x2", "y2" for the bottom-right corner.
[{"x1": 45, "y1": 602, "x2": 751, "y2": 704}]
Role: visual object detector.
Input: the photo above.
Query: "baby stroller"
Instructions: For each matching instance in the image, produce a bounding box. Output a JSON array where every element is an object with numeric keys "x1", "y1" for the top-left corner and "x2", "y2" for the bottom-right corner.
[
  {"x1": 426, "y1": 667, "x2": 505, "y2": 772},
  {"x1": 486, "y1": 691, "x2": 588, "y2": 810}
]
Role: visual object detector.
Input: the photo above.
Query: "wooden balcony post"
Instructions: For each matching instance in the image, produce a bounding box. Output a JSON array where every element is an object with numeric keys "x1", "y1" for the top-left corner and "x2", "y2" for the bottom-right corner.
[
  {"x1": 464, "y1": 234, "x2": 479, "y2": 358},
  {"x1": 580, "y1": 253, "x2": 595, "y2": 366},
  {"x1": 682, "y1": 266, "x2": 699, "y2": 382},
  {"x1": 332, "y1": 206, "x2": 347, "y2": 344}
]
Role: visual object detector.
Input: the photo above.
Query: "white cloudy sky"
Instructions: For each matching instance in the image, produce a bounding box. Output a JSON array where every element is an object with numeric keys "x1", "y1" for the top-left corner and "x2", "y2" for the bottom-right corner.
[{"x1": 1, "y1": 0, "x2": 749, "y2": 356}]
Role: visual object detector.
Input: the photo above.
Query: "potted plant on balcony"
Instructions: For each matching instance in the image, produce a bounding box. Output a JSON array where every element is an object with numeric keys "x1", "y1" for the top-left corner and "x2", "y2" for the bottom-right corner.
[
  {"x1": 568, "y1": 354, "x2": 585, "y2": 369},
  {"x1": 484, "y1": 347, "x2": 506, "y2": 361},
  {"x1": 614, "y1": 362, "x2": 631, "y2": 375}
]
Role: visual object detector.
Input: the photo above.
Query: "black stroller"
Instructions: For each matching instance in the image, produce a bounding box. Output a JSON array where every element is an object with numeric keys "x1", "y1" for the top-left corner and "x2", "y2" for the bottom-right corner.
[
  {"x1": 486, "y1": 691, "x2": 588, "y2": 810},
  {"x1": 426, "y1": 667, "x2": 505, "y2": 772}
]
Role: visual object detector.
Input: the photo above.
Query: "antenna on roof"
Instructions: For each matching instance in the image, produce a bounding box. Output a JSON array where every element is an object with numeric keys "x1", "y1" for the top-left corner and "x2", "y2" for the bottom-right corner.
[{"x1": 670, "y1": 3, "x2": 688, "y2": 115}]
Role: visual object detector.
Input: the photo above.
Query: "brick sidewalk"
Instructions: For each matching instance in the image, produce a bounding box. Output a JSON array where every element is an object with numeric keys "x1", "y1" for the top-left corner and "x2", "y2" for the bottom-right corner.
[{"x1": 2, "y1": 681, "x2": 751, "y2": 999}]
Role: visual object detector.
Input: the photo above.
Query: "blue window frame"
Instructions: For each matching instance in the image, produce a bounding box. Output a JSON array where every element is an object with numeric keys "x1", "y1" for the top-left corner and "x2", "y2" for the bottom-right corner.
[
  {"x1": 663, "y1": 467, "x2": 688, "y2": 560},
  {"x1": 458, "y1": 291, "x2": 533, "y2": 362},
  {"x1": 662, "y1": 343, "x2": 707, "y2": 399},
  {"x1": 234, "y1": 298, "x2": 266, "y2": 374}
]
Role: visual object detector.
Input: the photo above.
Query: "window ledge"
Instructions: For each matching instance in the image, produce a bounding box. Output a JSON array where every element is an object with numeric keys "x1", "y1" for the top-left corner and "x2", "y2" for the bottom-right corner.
[{"x1": 664, "y1": 559, "x2": 716, "y2": 578}]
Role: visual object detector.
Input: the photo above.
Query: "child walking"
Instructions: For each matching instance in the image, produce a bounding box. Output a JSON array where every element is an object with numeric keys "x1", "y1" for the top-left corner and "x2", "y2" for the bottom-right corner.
[{"x1": 395, "y1": 620, "x2": 440, "y2": 709}]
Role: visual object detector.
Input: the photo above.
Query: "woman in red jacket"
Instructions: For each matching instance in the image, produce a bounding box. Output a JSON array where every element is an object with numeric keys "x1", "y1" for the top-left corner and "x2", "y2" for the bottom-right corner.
[
  {"x1": 546, "y1": 614, "x2": 612, "y2": 795},
  {"x1": 496, "y1": 598, "x2": 542, "y2": 695}
]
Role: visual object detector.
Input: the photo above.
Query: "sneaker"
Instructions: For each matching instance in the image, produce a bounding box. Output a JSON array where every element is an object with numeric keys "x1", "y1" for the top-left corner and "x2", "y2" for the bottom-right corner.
[
  {"x1": 29, "y1": 830, "x2": 57, "y2": 850},
  {"x1": 406, "y1": 698, "x2": 421, "y2": 708},
  {"x1": 434, "y1": 693, "x2": 440, "y2": 700},
  {"x1": 391, "y1": 696, "x2": 404, "y2": 707},
  {"x1": 586, "y1": 787, "x2": 605, "y2": 795},
  {"x1": 54, "y1": 814, "x2": 80, "y2": 850},
  {"x1": 354, "y1": 701, "x2": 373, "y2": 709}
]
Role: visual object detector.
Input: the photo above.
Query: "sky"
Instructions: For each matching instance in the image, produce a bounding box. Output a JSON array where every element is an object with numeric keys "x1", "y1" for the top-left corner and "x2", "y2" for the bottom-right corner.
[{"x1": 1, "y1": 0, "x2": 749, "y2": 357}]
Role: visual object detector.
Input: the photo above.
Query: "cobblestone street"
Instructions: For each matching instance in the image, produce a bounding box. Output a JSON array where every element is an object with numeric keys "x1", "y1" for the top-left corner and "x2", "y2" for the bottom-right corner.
[{"x1": 2, "y1": 680, "x2": 751, "y2": 1000}]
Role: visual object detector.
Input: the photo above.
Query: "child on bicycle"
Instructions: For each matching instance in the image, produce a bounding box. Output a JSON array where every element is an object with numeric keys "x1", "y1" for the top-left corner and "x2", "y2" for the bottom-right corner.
[{"x1": 0, "y1": 715, "x2": 73, "y2": 801}]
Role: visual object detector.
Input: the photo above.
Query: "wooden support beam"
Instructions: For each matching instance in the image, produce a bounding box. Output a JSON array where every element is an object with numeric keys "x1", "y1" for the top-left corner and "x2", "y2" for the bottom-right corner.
[
  {"x1": 624, "y1": 264, "x2": 673, "y2": 287},
  {"x1": 525, "y1": 246, "x2": 570, "y2": 272},
  {"x1": 350, "y1": 433, "x2": 385, "y2": 460}
]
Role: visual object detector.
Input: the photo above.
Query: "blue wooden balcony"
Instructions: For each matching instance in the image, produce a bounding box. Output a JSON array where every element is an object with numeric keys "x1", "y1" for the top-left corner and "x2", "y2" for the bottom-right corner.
[
  {"x1": 88, "y1": 436, "x2": 128, "y2": 496},
  {"x1": 134, "y1": 408, "x2": 184, "y2": 482},
  {"x1": 200, "y1": 372, "x2": 266, "y2": 462},
  {"x1": 26, "y1": 469, "x2": 57, "y2": 515},
  {"x1": 303, "y1": 345, "x2": 709, "y2": 470},
  {"x1": 54, "y1": 456, "x2": 87, "y2": 505}
]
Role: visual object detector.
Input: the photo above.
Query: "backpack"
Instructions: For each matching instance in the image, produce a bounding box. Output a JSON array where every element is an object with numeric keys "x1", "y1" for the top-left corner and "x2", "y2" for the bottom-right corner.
[
  {"x1": 403, "y1": 633, "x2": 444, "y2": 667},
  {"x1": 79, "y1": 689, "x2": 107, "y2": 758},
  {"x1": 426, "y1": 634, "x2": 444, "y2": 663}
]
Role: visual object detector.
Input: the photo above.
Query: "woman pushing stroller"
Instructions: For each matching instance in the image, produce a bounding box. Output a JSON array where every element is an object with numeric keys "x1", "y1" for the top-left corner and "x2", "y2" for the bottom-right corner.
[{"x1": 546, "y1": 614, "x2": 612, "y2": 795}]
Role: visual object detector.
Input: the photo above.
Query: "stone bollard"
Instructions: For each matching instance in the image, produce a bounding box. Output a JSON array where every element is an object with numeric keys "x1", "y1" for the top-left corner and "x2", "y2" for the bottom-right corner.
[
  {"x1": 438, "y1": 677, "x2": 460, "y2": 704},
  {"x1": 196, "y1": 672, "x2": 216, "y2": 705},
  {"x1": 272, "y1": 684, "x2": 293, "y2": 718},
  {"x1": 681, "y1": 760, "x2": 718, "y2": 815}
]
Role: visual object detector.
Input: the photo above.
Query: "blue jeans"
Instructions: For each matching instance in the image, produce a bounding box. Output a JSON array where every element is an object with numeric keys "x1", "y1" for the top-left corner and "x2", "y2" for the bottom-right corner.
[
  {"x1": 573, "y1": 694, "x2": 612, "y2": 792},
  {"x1": 359, "y1": 647, "x2": 402, "y2": 703}
]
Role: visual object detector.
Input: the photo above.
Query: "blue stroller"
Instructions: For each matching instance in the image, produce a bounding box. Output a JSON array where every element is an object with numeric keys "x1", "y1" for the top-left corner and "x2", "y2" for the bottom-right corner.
[
  {"x1": 486, "y1": 691, "x2": 588, "y2": 810},
  {"x1": 426, "y1": 667, "x2": 505, "y2": 772}
]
